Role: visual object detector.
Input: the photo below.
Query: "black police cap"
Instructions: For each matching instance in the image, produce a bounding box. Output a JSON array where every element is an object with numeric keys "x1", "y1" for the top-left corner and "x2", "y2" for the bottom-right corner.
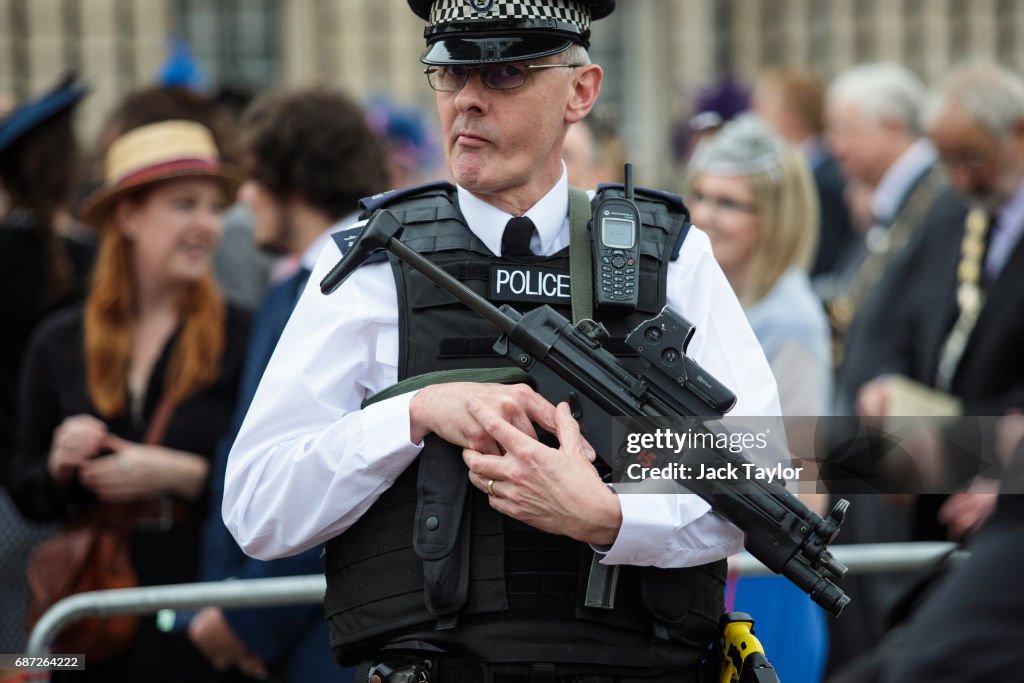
[{"x1": 407, "y1": 0, "x2": 616, "y2": 65}]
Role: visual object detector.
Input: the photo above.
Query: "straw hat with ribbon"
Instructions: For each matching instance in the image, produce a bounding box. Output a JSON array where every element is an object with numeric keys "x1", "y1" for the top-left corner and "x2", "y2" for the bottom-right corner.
[{"x1": 80, "y1": 119, "x2": 238, "y2": 228}]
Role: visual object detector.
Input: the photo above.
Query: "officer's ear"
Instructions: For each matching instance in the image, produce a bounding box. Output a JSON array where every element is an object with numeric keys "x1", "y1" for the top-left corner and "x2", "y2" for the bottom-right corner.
[{"x1": 565, "y1": 64, "x2": 602, "y2": 124}]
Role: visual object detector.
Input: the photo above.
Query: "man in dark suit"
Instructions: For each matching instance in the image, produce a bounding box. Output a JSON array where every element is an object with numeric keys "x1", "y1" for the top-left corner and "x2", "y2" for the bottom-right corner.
[
  {"x1": 856, "y1": 60, "x2": 1024, "y2": 462},
  {"x1": 851, "y1": 61, "x2": 1024, "y2": 681},
  {"x1": 185, "y1": 88, "x2": 389, "y2": 682},
  {"x1": 854, "y1": 59, "x2": 1024, "y2": 530},
  {"x1": 822, "y1": 63, "x2": 946, "y2": 380}
]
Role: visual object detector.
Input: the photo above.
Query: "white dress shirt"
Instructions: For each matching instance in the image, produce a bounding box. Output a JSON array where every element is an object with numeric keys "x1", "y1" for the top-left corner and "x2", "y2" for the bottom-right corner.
[{"x1": 224, "y1": 168, "x2": 781, "y2": 565}]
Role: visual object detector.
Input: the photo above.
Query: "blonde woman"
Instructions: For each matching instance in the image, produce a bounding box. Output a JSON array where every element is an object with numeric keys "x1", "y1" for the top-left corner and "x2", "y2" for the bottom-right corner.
[
  {"x1": 686, "y1": 114, "x2": 830, "y2": 683},
  {"x1": 688, "y1": 113, "x2": 830, "y2": 417},
  {"x1": 12, "y1": 120, "x2": 249, "y2": 682}
]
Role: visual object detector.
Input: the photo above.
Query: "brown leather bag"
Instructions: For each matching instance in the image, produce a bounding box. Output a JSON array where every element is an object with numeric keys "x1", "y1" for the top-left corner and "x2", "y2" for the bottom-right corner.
[
  {"x1": 25, "y1": 396, "x2": 178, "y2": 661},
  {"x1": 25, "y1": 518, "x2": 139, "y2": 660}
]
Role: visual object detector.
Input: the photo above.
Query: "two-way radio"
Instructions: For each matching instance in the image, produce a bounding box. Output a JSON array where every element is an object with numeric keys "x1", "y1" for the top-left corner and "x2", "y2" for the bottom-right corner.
[{"x1": 592, "y1": 163, "x2": 642, "y2": 312}]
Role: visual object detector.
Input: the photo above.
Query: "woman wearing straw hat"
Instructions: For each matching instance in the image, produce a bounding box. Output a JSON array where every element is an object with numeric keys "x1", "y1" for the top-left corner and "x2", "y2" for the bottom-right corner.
[{"x1": 10, "y1": 120, "x2": 250, "y2": 682}]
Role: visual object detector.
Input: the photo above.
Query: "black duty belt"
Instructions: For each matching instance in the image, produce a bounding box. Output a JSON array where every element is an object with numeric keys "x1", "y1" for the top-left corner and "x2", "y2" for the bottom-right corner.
[{"x1": 359, "y1": 657, "x2": 707, "y2": 683}]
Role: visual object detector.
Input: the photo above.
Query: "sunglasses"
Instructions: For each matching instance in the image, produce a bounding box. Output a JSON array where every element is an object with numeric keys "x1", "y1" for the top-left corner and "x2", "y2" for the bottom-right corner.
[{"x1": 424, "y1": 62, "x2": 583, "y2": 92}]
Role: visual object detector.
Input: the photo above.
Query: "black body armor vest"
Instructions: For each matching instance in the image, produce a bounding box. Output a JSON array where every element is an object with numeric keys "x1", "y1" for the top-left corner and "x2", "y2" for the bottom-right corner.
[{"x1": 324, "y1": 183, "x2": 726, "y2": 669}]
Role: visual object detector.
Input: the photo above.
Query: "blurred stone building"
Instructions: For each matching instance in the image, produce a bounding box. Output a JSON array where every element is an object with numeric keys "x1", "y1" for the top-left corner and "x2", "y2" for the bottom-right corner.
[{"x1": 3, "y1": 0, "x2": 1024, "y2": 186}]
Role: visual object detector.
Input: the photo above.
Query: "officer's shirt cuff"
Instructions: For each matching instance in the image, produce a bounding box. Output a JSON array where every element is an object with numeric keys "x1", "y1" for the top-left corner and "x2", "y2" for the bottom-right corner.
[
  {"x1": 592, "y1": 492, "x2": 744, "y2": 567},
  {"x1": 360, "y1": 390, "x2": 426, "y2": 475}
]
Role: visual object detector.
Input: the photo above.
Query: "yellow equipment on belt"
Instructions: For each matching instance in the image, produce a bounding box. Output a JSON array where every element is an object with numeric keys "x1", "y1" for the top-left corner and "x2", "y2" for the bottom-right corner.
[{"x1": 717, "y1": 612, "x2": 781, "y2": 683}]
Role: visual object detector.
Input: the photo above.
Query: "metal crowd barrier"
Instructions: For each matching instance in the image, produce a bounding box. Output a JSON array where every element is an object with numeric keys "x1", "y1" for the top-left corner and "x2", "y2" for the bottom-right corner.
[{"x1": 26, "y1": 541, "x2": 964, "y2": 657}]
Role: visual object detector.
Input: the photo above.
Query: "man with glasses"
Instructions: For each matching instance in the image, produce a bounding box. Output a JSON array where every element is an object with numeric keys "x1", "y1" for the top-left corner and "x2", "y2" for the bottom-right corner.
[
  {"x1": 224, "y1": 1, "x2": 780, "y2": 680},
  {"x1": 853, "y1": 62, "x2": 1024, "y2": 520}
]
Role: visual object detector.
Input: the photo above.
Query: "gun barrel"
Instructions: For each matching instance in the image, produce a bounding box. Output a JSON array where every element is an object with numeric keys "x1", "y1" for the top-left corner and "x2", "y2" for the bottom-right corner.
[{"x1": 783, "y1": 556, "x2": 851, "y2": 616}]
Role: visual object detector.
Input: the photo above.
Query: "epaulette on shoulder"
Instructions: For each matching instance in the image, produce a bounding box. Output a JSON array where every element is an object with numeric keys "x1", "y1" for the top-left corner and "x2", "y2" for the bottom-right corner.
[
  {"x1": 330, "y1": 225, "x2": 388, "y2": 266},
  {"x1": 670, "y1": 221, "x2": 692, "y2": 262},
  {"x1": 358, "y1": 180, "x2": 456, "y2": 214}
]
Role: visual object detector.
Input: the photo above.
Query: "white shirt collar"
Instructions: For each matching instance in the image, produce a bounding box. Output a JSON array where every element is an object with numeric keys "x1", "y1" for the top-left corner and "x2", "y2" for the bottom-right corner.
[
  {"x1": 455, "y1": 164, "x2": 570, "y2": 257},
  {"x1": 871, "y1": 138, "x2": 937, "y2": 224},
  {"x1": 301, "y1": 211, "x2": 361, "y2": 271}
]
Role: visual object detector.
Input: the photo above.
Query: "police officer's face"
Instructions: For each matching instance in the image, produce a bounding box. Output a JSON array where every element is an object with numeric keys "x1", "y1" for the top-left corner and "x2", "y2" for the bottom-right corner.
[{"x1": 436, "y1": 55, "x2": 600, "y2": 207}]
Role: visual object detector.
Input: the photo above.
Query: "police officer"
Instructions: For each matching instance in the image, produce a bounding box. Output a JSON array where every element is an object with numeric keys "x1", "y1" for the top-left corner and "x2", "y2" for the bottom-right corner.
[{"x1": 224, "y1": 1, "x2": 781, "y2": 681}]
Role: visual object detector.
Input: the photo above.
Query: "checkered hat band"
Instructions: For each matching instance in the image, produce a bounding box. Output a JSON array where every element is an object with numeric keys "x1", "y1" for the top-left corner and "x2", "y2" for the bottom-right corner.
[{"x1": 429, "y1": 0, "x2": 590, "y2": 33}]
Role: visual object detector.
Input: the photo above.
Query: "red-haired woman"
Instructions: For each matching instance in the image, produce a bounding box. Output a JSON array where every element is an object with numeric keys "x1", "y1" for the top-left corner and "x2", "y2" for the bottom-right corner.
[{"x1": 10, "y1": 120, "x2": 250, "y2": 682}]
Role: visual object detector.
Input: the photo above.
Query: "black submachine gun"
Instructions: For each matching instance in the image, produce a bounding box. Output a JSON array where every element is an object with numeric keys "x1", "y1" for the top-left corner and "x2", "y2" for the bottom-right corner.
[{"x1": 321, "y1": 209, "x2": 850, "y2": 617}]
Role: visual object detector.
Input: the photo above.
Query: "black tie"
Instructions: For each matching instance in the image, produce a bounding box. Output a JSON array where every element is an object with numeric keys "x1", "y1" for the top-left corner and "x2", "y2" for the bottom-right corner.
[{"x1": 502, "y1": 216, "x2": 536, "y2": 257}]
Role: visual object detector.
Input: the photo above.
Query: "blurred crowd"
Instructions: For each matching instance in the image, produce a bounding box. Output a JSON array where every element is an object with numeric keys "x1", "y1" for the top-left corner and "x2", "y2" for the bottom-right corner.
[{"x1": 2, "y1": 47, "x2": 1024, "y2": 683}]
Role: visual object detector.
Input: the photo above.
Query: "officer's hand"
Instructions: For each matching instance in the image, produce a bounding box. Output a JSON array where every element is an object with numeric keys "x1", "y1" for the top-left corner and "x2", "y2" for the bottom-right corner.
[
  {"x1": 409, "y1": 382, "x2": 558, "y2": 454},
  {"x1": 462, "y1": 400, "x2": 621, "y2": 546}
]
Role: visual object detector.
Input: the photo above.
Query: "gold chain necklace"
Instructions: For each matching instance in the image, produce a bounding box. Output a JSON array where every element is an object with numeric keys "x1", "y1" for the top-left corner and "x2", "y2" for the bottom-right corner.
[{"x1": 936, "y1": 207, "x2": 992, "y2": 390}]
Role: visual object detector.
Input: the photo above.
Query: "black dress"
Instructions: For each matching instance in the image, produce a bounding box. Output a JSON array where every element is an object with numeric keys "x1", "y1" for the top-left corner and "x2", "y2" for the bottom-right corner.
[{"x1": 9, "y1": 303, "x2": 251, "y2": 683}]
